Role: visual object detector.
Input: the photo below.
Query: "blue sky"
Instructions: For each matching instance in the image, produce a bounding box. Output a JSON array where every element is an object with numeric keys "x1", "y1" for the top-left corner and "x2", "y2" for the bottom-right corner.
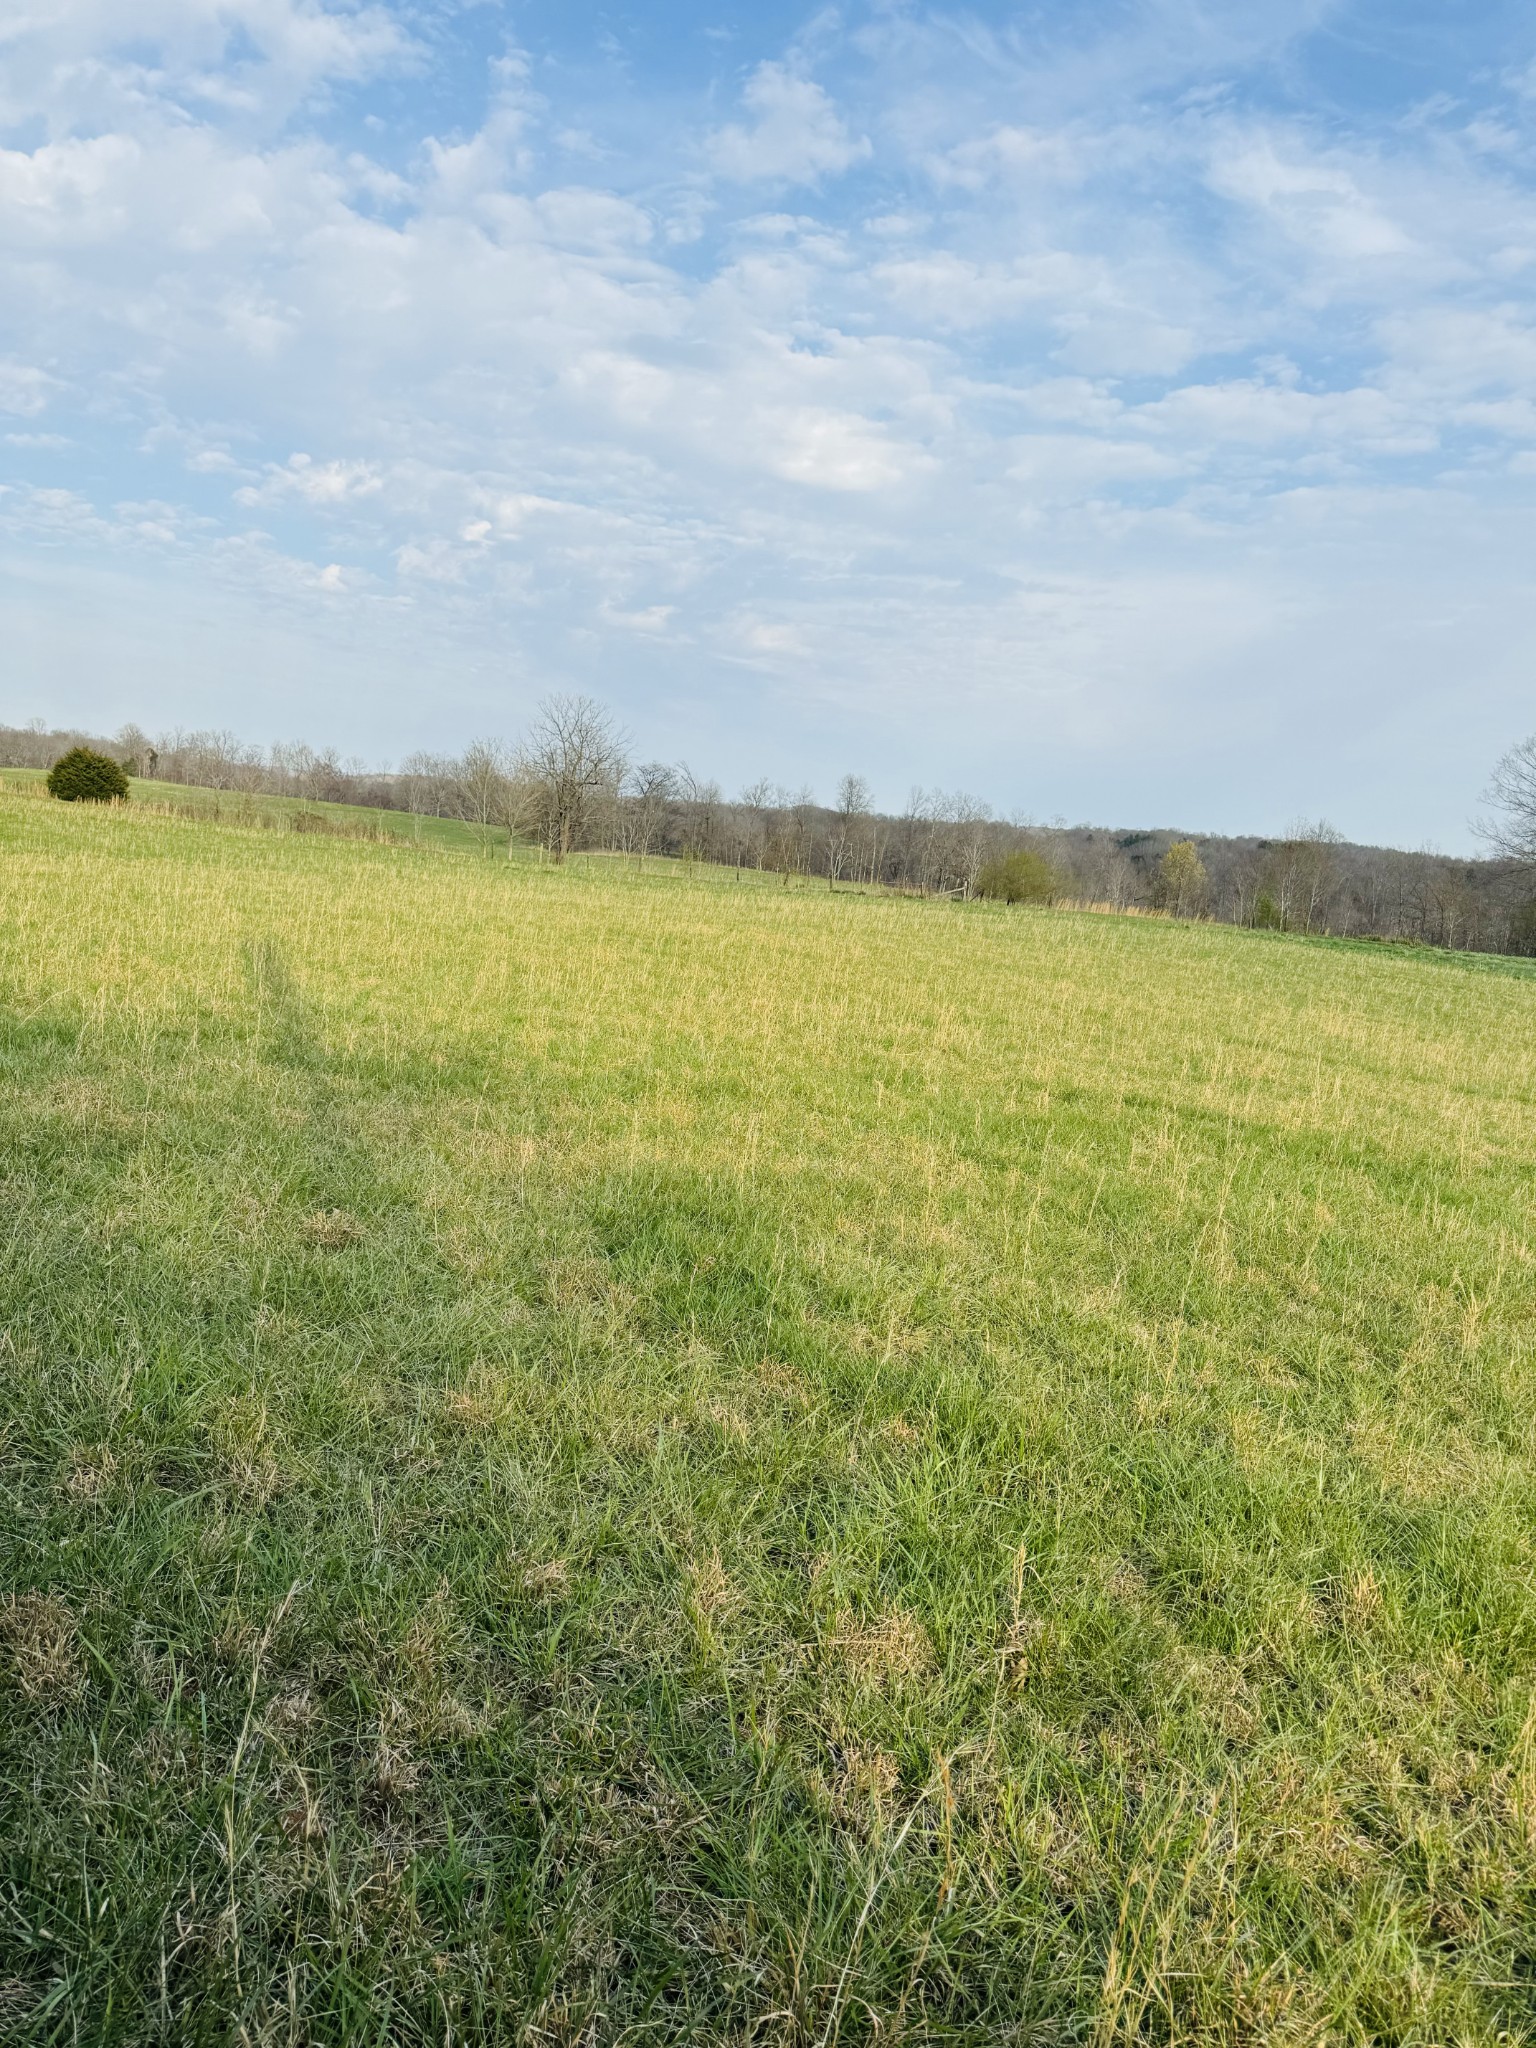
[{"x1": 3, "y1": 2, "x2": 1536, "y2": 845}]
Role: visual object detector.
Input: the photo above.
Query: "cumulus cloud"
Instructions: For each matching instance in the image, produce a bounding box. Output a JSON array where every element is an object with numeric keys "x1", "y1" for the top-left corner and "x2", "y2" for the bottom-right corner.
[
  {"x1": 0, "y1": 359, "x2": 58, "y2": 415},
  {"x1": 235, "y1": 454, "x2": 385, "y2": 506},
  {"x1": 927, "y1": 125, "x2": 1079, "y2": 192},
  {"x1": 0, "y1": 0, "x2": 415, "y2": 129},
  {"x1": 707, "y1": 64, "x2": 871, "y2": 185},
  {"x1": 1378, "y1": 306, "x2": 1536, "y2": 401},
  {"x1": 765, "y1": 406, "x2": 911, "y2": 491},
  {"x1": 1210, "y1": 134, "x2": 1414, "y2": 259}
]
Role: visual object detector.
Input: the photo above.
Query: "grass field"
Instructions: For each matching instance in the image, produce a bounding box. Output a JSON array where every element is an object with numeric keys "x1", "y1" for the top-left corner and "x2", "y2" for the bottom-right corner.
[
  {"x1": 2, "y1": 787, "x2": 1535, "y2": 2045},
  {"x1": 0, "y1": 768, "x2": 510, "y2": 859}
]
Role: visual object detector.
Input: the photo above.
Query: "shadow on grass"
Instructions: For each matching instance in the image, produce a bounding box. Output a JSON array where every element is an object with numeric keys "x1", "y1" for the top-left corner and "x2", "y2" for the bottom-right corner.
[{"x1": 1, "y1": 978, "x2": 1534, "y2": 2044}]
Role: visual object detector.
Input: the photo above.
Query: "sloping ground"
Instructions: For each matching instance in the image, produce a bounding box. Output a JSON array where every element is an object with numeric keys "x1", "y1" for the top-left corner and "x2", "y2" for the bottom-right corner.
[
  {"x1": 0, "y1": 767, "x2": 506, "y2": 857},
  {"x1": 1, "y1": 790, "x2": 1534, "y2": 2045}
]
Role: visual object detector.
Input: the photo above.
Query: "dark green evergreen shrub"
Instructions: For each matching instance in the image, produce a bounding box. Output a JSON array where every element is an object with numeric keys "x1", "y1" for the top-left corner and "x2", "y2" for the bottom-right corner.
[
  {"x1": 975, "y1": 849, "x2": 1058, "y2": 904},
  {"x1": 46, "y1": 747, "x2": 130, "y2": 803}
]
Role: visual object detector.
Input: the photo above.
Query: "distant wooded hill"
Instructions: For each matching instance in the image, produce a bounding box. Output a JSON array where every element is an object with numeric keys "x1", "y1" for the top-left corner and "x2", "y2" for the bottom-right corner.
[{"x1": 3, "y1": 718, "x2": 1526, "y2": 956}]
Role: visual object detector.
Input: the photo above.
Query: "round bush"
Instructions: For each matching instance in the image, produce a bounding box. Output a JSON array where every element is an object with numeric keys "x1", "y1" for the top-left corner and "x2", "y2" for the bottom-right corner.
[
  {"x1": 46, "y1": 747, "x2": 130, "y2": 804},
  {"x1": 975, "y1": 848, "x2": 1057, "y2": 905}
]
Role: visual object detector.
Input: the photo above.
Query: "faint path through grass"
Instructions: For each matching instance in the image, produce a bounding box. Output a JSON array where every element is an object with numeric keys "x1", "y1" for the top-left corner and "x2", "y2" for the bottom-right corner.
[{"x1": 0, "y1": 787, "x2": 1534, "y2": 2042}]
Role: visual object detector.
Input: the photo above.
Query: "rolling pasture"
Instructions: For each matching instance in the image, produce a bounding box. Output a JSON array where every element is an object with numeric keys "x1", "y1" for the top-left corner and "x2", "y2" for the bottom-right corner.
[
  {"x1": 1, "y1": 788, "x2": 1534, "y2": 2044},
  {"x1": 0, "y1": 767, "x2": 509, "y2": 859}
]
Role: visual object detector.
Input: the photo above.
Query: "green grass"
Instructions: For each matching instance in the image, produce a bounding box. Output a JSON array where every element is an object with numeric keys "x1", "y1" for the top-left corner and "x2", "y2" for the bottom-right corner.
[
  {"x1": 2, "y1": 788, "x2": 1535, "y2": 2045},
  {"x1": 0, "y1": 768, "x2": 510, "y2": 857}
]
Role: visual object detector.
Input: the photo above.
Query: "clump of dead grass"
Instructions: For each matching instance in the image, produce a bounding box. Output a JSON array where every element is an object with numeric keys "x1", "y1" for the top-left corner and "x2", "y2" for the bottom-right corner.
[
  {"x1": 520, "y1": 1556, "x2": 573, "y2": 1601},
  {"x1": 829, "y1": 1608, "x2": 934, "y2": 1691},
  {"x1": 63, "y1": 1442, "x2": 118, "y2": 1502},
  {"x1": 1, "y1": 1592, "x2": 86, "y2": 1704},
  {"x1": 814, "y1": 1735, "x2": 903, "y2": 1831},
  {"x1": 300, "y1": 1207, "x2": 362, "y2": 1249}
]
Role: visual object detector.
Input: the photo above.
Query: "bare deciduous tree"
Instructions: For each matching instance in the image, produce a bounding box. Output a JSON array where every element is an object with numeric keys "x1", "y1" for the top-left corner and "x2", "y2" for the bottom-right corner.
[
  {"x1": 158, "y1": 729, "x2": 263, "y2": 792},
  {"x1": 518, "y1": 696, "x2": 629, "y2": 863},
  {"x1": 399, "y1": 751, "x2": 462, "y2": 818},
  {"x1": 1482, "y1": 735, "x2": 1536, "y2": 866},
  {"x1": 738, "y1": 779, "x2": 775, "y2": 869},
  {"x1": 675, "y1": 765, "x2": 721, "y2": 863},
  {"x1": 897, "y1": 787, "x2": 933, "y2": 891},
  {"x1": 269, "y1": 741, "x2": 346, "y2": 805},
  {"x1": 455, "y1": 737, "x2": 518, "y2": 853},
  {"x1": 1287, "y1": 819, "x2": 1343, "y2": 933},
  {"x1": 951, "y1": 794, "x2": 993, "y2": 898},
  {"x1": 115, "y1": 724, "x2": 157, "y2": 777},
  {"x1": 828, "y1": 773, "x2": 871, "y2": 885},
  {"x1": 783, "y1": 787, "x2": 816, "y2": 877},
  {"x1": 1256, "y1": 820, "x2": 1341, "y2": 933},
  {"x1": 624, "y1": 762, "x2": 676, "y2": 862}
]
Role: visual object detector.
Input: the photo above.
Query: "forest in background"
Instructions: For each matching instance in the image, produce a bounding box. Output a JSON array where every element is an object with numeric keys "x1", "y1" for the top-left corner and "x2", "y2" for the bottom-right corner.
[{"x1": 3, "y1": 712, "x2": 1529, "y2": 956}]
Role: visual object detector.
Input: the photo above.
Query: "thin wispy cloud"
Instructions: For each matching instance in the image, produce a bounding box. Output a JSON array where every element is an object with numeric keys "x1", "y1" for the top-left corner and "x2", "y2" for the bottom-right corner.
[{"x1": 2, "y1": 0, "x2": 1535, "y2": 843}]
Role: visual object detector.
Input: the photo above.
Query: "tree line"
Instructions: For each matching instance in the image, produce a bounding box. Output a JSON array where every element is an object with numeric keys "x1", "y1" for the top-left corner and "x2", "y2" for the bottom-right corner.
[{"x1": 4, "y1": 706, "x2": 1535, "y2": 957}]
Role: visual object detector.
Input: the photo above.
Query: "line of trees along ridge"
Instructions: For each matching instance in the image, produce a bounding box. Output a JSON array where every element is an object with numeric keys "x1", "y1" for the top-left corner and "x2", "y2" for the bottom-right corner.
[{"x1": 4, "y1": 705, "x2": 1534, "y2": 958}]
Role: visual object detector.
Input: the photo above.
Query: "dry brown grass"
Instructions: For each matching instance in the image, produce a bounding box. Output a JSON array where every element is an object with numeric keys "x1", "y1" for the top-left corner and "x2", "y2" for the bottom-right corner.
[{"x1": 1, "y1": 1594, "x2": 85, "y2": 1704}]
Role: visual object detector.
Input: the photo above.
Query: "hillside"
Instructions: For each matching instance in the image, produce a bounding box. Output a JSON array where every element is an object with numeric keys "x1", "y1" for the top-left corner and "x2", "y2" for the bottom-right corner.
[
  {"x1": 0, "y1": 766, "x2": 508, "y2": 859},
  {"x1": 2, "y1": 788, "x2": 1534, "y2": 2044},
  {"x1": 3, "y1": 727, "x2": 1524, "y2": 957}
]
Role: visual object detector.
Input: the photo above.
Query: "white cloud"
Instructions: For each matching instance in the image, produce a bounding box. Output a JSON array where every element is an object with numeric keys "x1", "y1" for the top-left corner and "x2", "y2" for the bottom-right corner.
[
  {"x1": 601, "y1": 602, "x2": 675, "y2": 633},
  {"x1": 1133, "y1": 379, "x2": 1430, "y2": 452},
  {"x1": 1211, "y1": 134, "x2": 1414, "y2": 259},
  {"x1": 1007, "y1": 436, "x2": 1185, "y2": 490},
  {"x1": 209, "y1": 528, "x2": 372, "y2": 600},
  {"x1": 1377, "y1": 306, "x2": 1536, "y2": 401},
  {"x1": 766, "y1": 406, "x2": 911, "y2": 491},
  {"x1": 874, "y1": 250, "x2": 1076, "y2": 327},
  {"x1": 1452, "y1": 397, "x2": 1536, "y2": 439},
  {"x1": 0, "y1": 359, "x2": 58, "y2": 415},
  {"x1": 0, "y1": 0, "x2": 415, "y2": 130},
  {"x1": 927, "y1": 125, "x2": 1079, "y2": 192},
  {"x1": 235, "y1": 453, "x2": 384, "y2": 506},
  {"x1": 423, "y1": 56, "x2": 538, "y2": 207},
  {"x1": 707, "y1": 64, "x2": 871, "y2": 185}
]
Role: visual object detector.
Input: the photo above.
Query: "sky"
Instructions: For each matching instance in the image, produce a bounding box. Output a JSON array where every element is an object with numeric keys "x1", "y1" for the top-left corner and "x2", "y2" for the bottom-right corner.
[{"x1": 3, "y1": 2, "x2": 1536, "y2": 845}]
